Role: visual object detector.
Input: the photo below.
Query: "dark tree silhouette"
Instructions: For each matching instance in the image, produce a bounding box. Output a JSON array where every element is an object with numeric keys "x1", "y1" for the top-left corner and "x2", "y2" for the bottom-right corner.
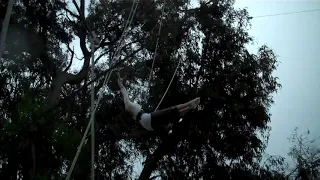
[
  {"x1": 286, "y1": 128, "x2": 320, "y2": 180},
  {"x1": 0, "y1": 0, "x2": 282, "y2": 179}
]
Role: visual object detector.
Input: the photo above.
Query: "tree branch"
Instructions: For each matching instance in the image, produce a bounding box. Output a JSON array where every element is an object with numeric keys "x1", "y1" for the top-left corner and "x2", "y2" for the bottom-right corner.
[
  {"x1": 62, "y1": 0, "x2": 94, "y2": 85},
  {"x1": 64, "y1": 44, "x2": 74, "y2": 72},
  {"x1": 64, "y1": 7, "x2": 80, "y2": 19},
  {"x1": 72, "y1": 0, "x2": 82, "y2": 15},
  {"x1": 139, "y1": 117, "x2": 191, "y2": 180},
  {"x1": 39, "y1": 45, "x2": 142, "y2": 124},
  {"x1": 48, "y1": 71, "x2": 68, "y2": 108}
]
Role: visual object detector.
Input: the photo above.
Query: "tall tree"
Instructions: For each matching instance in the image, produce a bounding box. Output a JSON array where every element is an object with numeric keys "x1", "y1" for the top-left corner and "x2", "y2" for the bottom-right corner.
[
  {"x1": 137, "y1": 0, "x2": 281, "y2": 179},
  {"x1": 0, "y1": 0, "x2": 137, "y2": 179},
  {"x1": 0, "y1": 0, "x2": 282, "y2": 179},
  {"x1": 286, "y1": 128, "x2": 320, "y2": 180}
]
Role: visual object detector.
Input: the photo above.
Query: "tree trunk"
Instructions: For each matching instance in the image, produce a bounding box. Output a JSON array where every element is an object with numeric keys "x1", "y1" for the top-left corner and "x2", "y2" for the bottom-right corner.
[{"x1": 139, "y1": 116, "x2": 192, "y2": 179}]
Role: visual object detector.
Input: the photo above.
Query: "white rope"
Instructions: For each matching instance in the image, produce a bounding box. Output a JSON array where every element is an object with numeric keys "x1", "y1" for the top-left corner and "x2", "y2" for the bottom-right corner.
[
  {"x1": 153, "y1": 0, "x2": 191, "y2": 111},
  {"x1": 148, "y1": 0, "x2": 166, "y2": 84},
  {"x1": 143, "y1": 0, "x2": 181, "y2": 111},
  {"x1": 65, "y1": 0, "x2": 140, "y2": 179},
  {"x1": 0, "y1": 0, "x2": 15, "y2": 60},
  {"x1": 89, "y1": 32, "x2": 99, "y2": 180},
  {"x1": 109, "y1": 0, "x2": 139, "y2": 68},
  {"x1": 155, "y1": 58, "x2": 181, "y2": 111},
  {"x1": 65, "y1": 71, "x2": 113, "y2": 180},
  {"x1": 153, "y1": 0, "x2": 190, "y2": 137}
]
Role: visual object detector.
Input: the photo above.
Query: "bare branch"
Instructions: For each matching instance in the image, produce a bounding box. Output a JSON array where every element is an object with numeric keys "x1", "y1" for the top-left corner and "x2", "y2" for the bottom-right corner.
[
  {"x1": 48, "y1": 72, "x2": 68, "y2": 108},
  {"x1": 40, "y1": 46, "x2": 143, "y2": 118},
  {"x1": 94, "y1": 51, "x2": 109, "y2": 64},
  {"x1": 64, "y1": 45, "x2": 74, "y2": 72},
  {"x1": 64, "y1": 7, "x2": 80, "y2": 19},
  {"x1": 63, "y1": 0, "x2": 90, "y2": 84},
  {"x1": 72, "y1": 0, "x2": 82, "y2": 15},
  {"x1": 96, "y1": 38, "x2": 142, "y2": 64},
  {"x1": 75, "y1": 55, "x2": 84, "y2": 61}
]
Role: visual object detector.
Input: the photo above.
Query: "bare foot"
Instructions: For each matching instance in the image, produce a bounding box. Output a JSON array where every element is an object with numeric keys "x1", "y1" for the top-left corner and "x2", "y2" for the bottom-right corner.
[{"x1": 190, "y1": 97, "x2": 200, "y2": 109}]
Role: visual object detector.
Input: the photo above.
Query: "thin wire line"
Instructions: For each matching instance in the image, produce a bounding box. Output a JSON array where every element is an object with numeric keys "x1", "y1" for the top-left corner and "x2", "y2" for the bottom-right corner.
[
  {"x1": 148, "y1": 1, "x2": 166, "y2": 85},
  {"x1": 155, "y1": 59, "x2": 181, "y2": 111},
  {"x1": 252, "y1": 8, "x2": 320, "y2": 19},
  {"x1": 90, "y1": 34, "x2": 97, "y2": 180}
]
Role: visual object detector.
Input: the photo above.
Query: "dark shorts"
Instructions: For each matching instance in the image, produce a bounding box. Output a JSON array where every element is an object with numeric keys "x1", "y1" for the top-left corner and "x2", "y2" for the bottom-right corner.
[{"x1": 150, "y1": 107, "x2": 181, "y2": 131}]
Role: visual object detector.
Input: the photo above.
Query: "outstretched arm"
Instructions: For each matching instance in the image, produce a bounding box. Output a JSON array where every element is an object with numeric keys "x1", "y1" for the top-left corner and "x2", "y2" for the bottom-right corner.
[{"x1": 117, "y1": 72, "x2": 130, "y2": 107}]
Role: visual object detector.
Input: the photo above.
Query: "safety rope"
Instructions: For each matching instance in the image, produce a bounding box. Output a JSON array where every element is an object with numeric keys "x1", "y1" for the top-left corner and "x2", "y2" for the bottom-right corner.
[
  {"x1": 0, "y1": 0, "x2": 15, "y2": 60},
  {"x1": 148, "y1": 0, "x2": 166, "y2": 85},
  {"x1": 146, "y1": 0, "x2": 182, "y2": 112},
  {"x1": 89, "y1": 32, "x2": 99, "y2": 180},
  {"x1": 154, "y1": 58, "x2": 181, "y2": 111},
  {"x1": 153, "y1": 0, "x2": 192, "y2": 111},
  {"x1": 65, "y1": 0, "x2": 140, "y2": 179}
]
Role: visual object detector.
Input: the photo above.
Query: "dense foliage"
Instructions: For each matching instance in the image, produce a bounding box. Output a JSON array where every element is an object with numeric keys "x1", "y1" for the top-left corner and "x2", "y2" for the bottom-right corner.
[{"x1": 0, "y1": 0, "x2": 293, "y2": 179}]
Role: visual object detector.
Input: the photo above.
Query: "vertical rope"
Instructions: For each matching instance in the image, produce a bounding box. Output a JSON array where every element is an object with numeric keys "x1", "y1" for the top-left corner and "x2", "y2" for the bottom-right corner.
[
  {"x1": 148, "y1": 0, "x2": 166, "y2": 85},
  {"x1": 65, "y1": 1, "x2": 141, "y2": 179},
  {"x1": 112, "y1": 0, "x2": 139, "y2": 64},
  {"x1": 154, "y1": 59, "x2": 180, "y2": 111},
  {"x1": 90, "y1": 32, "x2": 98, "y2": 180},
  {"x1": 0, "y1": 0, "x2": 15, "y2": 60},
  {"x1": 65, "y1": 71, "x2": 113, "y2": 180},
  {"x1": 153, "y1": 0, "x2": 191, "y2": 111}
]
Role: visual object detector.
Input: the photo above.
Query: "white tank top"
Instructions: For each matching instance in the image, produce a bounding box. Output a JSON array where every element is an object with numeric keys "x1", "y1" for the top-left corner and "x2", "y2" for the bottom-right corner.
[
  {"x1": 126, "y1": 101, "x2": 154, "y2": 131},
  {"x1": 127, "y1": 101, "x2": 142, "y2": 120}
]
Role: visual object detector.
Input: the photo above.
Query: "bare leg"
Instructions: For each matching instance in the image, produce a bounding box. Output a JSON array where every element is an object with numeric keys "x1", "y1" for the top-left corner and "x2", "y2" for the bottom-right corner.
[
  {"x1": 175, "y1": 97, "x2": 200, "y2": 111},
  {"x1": 149, "y1": 97, "x2": 200, "y2": 131},
  {"x1": 178, "y1": 107, "x2": 192, "y2": 116}
]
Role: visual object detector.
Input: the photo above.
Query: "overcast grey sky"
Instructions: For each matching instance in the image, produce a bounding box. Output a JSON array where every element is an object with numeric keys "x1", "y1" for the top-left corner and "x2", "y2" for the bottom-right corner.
[{"x1": 234, "y1": 0, "x2": 320, "y2": 161}]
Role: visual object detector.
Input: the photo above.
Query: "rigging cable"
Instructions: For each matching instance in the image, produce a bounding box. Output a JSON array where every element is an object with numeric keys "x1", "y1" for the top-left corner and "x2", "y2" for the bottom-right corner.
[
  {"x1": 65, "y1": 1, "x2": 141, "y2": 179},
  {"x1": 252, "y1": 8, "x2": 320, "y2": 19},
  {"x1": 148, "y1": 0, "x2": 166, "y2": 85},
  {"x1": 89, "y1": 32, "x2": 99, "y2": 180}
]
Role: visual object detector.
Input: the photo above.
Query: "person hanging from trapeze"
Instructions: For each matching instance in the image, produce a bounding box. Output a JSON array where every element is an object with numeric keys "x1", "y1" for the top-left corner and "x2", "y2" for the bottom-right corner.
[{"x1": 117, "y1": 72, "x2": 200, "y2": 131}]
